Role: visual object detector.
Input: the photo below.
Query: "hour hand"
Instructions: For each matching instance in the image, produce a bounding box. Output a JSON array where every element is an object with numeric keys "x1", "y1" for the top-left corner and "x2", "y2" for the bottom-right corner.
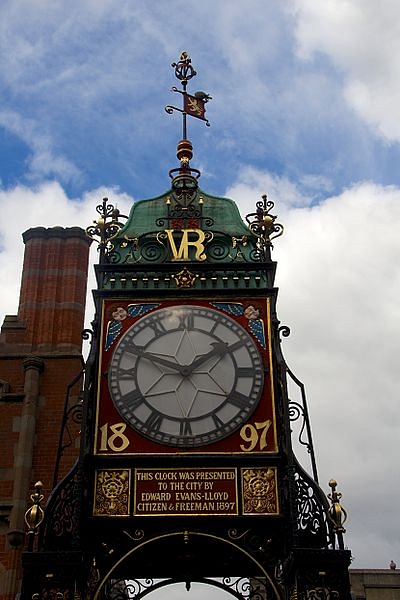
[{"x1": 181, "y1": 342, "x2": 229, "y2": 375}]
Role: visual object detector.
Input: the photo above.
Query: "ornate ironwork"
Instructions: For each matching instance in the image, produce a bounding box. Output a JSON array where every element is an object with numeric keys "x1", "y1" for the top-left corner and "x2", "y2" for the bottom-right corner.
[
  {"x1": 245, "y1": 194, "x2": 284, "y2": 260},
  {"x1": 286, "y1": 365, "x2": 318, "y2": 483},
  {"x1": 81, "y1": 328, "x2": 94, "y2": 341},
  {"x1": 102, "y1": 577, "x2": 277, "y2": 600},
  {"x1": 165, "y1": 51, "x2": 211, "y2": 138},
  {"x1": 86, "y1": 197, "x2": 128, "y2": 262},
  {"x1": 227, "y1": 528, "x2": 278, "y2": 566},
  {"x1": 305, "y1": 588, "x2": 340, "y2": 599},
  {"x1": 172, "y1": 51, "x2": 197, "y2": 83},
  {"x1": 53, "y1": 370, "x2": 85, "y2": 488},
  {"x1": 293, "y1": 465, "x2": 331, "y2": 549},
  {"x1": 296, "y1": 566, "x2": 345, "y2": 600},
  {"x1": 156, "y1": 193, "x2": 215, "y2": 233},
  {"x1": 31, "y1": 591, "x2": 65, "y2": 600},
  {"x1": 40, "y1": 466, "x2": 80, "y2": 550},
  {"x1": 86, "y1": 558, "x2": 101, "y2": 599},
  {"x1": 278, "y1": 324, "x2": 291, "y2": 340},
  {"x1": 123, "y1": 529, "x2": 145, "y2": 542}
]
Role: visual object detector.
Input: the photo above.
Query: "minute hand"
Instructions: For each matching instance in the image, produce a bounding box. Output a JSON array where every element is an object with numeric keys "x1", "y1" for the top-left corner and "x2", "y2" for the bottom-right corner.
[
  {"x1": 131, "y1": 346, "x2": 183, "y2": 372},
  {"x1": 182, "y1": 340, "x2": 244, "y2": 375}
]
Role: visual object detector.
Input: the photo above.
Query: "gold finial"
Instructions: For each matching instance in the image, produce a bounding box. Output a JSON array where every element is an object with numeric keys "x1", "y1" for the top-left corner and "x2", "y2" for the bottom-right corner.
[
  {"x1": 245, "y1": 194, "x2": 284, "y2": 260},
  {"x1": 24, "y1": 481, "x2": 45, "y2": 551},
  {"x1": 86, "y1": 197, "x2": 128, "y2": 261},
  {"x1": 327, "y1": 479, "x2": 347, "y2": 550}
]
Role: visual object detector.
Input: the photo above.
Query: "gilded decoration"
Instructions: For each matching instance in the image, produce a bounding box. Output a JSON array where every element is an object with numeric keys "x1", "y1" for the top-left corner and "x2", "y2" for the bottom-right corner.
[
  {"x1": 241, "y1": 468, "x2": 278, "y2": 515},
  {"x1": 93, "y1": 470, "x2": 130, "y2": 517},
  {"x1": 173, "y1": 266, "x2": 198, "y2": 288}
]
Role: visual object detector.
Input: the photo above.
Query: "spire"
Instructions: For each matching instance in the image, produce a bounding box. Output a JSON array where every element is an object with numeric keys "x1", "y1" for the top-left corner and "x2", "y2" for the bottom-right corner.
[{"x1": 165, "y1": 51, "x2": 212, "y2": 180}]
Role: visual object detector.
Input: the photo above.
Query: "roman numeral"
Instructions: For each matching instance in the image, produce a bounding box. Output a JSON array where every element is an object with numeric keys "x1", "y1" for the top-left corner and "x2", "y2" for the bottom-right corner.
[
  {"x1": 147, "y1": 318, "x2": 167, "y2": 336},
  {"x1": 228, "y1": 340, "x2": 246, "y2": 352},
  {"x1": 228, "y1": 391, "x2": 249, "y2": 409},
  {"x1": 237, "y1": 367, "x2": 253, "y2": 377},
  {"x1": 145, "y1": 411, "x2": 164, "y2": 432},
  {"x1": 121, "y1": 389, "x2": 144, "y2": 411},
  {"x1": 178, "y1": 312, "x2": 194, "y2": 330},
  {"x1": 115, "y1": 366, "x2": 136, "y2": 379},
  {"x1": 180, "y1": 420, "x2": 193, "y2": 436},
  {"x1": 212, "y1": 414, "x2": 225, "y2": 428}
]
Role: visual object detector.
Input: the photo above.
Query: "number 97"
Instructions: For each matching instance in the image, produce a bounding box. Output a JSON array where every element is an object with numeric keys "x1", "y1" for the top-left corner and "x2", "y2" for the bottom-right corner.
[{"x1": 240, "y1": 420, "x2": 271, "y2": 452}]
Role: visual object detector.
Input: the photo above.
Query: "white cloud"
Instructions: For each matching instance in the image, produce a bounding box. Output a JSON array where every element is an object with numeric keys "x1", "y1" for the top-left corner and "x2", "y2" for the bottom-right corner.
[
  {"x1": 0, "y1": 110, "x2": 81, "y2": 183},
  {"x1": 291, "y1": 0, "x2": 400, "y2": 141},
  {"x1": 227, "y1": 172, "x2": 400, "y2": 567},
  {"x1": 0, "y1": 181, "x2": 133, "y2": 323}
]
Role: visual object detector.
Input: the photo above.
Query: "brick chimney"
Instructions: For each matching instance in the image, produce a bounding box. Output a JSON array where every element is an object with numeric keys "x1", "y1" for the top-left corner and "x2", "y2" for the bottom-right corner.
[{"x1": 4, "y1": 226, "x2": 92, "y2": 352}]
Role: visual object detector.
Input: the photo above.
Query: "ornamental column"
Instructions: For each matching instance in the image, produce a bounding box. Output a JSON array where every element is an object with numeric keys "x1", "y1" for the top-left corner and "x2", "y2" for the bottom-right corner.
[{"x1": 5, "y1": 357, "x2": 44, "y2": 598}]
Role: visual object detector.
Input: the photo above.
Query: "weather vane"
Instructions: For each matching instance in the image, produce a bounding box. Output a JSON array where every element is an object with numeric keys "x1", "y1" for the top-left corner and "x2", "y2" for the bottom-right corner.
[{"x1": 165, "y1": 51, "x2": 212, "y2": 139}]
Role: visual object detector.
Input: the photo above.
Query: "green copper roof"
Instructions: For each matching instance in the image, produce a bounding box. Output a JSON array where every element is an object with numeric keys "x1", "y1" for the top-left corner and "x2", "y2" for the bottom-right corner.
[{"x1": 118, "y1": 187, "x2": 250, "y2": 238}]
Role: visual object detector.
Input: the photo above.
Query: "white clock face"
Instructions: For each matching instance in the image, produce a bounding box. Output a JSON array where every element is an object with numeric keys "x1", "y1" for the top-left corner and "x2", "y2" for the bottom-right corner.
[{"x1": 108, "y1": 305, "x2": 264, "y2": 447}]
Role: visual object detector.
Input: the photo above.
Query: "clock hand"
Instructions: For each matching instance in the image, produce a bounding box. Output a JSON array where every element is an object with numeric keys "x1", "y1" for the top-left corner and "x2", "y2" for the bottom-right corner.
[
  {"x1": 130, "y1": 345, "x2": 183, "y2": 372},
  {"x1": 181, "y1": 341, "x2": 241, "y2": 376}
]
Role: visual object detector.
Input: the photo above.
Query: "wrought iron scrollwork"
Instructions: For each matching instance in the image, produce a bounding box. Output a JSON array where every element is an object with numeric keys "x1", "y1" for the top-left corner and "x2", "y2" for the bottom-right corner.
[
  {"x1": 293, "y1": 465, "x2": 331, "y2": 549},
  {"x1": 40, "y1": 466, "x2": 80, "y2": 550},
  {"x1": 102, "y1": 577, "x2": 277, "y2": 600},
  {"x1": 289, "y1": 401, "x2": 309, "y2": 449},
  {"x1": 227, "y1": 529, "x2": 277, "y2": 565},
  {"x1": 172, "y1": 51, "x2": 197, "y2": 83},
  {"x1": 81, "y1": 328, "x2": 93, "y2": 341},
  {"x1": 86, "y1": 197, "x2": 128, "y2": 262},
  {"x1": 245, "y1": 194, "x2": 284, "y2": 261},
  {"x1": 53, "y1": 370, "x2": 85, "y2": 488},
  {"x1": 123, "y1": 529, "x2": 145, "y2": 542},
  {"x1": 158, "y1": 183, "x2": 215, "y2": 232},
  {"x1": 305, "y1": 588, "x2": 340, "y2": 599},
  {"x1": 278, "y1": 324, "x2": 291, "y2": 340},
  {"x1": 297, "y1": 568, "x2": 343, "y2": 600},
  {"x1": 221, "y1": 577, "x2": 270, "y2": 600},
  {"x1": 165, "y1": 52, "x2": 211, "y2": 137},
  {"x1": 286, "y1": 365, "x2": 318, "y2": 483},
  {"x1": 105, "y1": 578, "x2": 155, "y2": 600}
]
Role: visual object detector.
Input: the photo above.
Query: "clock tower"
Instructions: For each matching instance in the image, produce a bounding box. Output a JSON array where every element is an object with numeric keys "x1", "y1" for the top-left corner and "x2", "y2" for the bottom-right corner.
[{"x1": 21, "y1": 53, "x2": 351, "y2": 600}]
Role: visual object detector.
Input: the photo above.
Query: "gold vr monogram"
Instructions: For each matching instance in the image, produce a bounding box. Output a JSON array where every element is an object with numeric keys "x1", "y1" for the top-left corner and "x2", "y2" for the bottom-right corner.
[{"x1": 164, "y1": 228, "x2": 208, "y2": 261}]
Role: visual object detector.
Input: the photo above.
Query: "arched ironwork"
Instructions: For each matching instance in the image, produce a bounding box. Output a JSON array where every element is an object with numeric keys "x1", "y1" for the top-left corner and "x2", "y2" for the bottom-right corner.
[
  {"x1": 92, "y1": 531, "x2": 282, "y2": 600},
  {"x1": 103, "y1": 576, "x2": 270, "y2": 600}
]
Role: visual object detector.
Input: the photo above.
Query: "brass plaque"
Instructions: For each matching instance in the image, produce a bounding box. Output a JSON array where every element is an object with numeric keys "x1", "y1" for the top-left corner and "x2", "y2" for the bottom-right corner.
[
  {"x1": 93, "y1": 469, "x2": 130, "y2": 516},
  {"x1": 241, "y1": 467, "x2": 279, "y2": 515}
]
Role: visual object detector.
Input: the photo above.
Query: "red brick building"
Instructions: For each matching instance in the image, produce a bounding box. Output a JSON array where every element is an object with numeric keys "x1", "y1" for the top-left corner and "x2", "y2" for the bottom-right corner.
[{"x1": 0, "y1": 227, "x2": 91, "y2": 599}]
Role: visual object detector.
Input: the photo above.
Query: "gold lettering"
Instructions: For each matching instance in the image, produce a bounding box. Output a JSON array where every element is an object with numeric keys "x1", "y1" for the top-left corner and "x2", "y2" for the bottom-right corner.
[{"x1": 165, "y1": 229, "x2": 207, "y2": 261}]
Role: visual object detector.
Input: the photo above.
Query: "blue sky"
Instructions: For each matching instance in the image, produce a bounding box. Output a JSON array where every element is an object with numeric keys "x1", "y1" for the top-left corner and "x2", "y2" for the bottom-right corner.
[
  {"x1": 2, "y1": 0, "x2": 400, "y2": 201},
  {"x1": 1, "y1": 0, "x2": 400, "y2": 575}
]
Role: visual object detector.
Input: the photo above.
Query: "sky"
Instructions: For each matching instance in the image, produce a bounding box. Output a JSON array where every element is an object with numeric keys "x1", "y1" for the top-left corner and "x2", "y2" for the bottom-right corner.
[{"x1": 0, "y1": 0, "x2": 399, "y2": 582}]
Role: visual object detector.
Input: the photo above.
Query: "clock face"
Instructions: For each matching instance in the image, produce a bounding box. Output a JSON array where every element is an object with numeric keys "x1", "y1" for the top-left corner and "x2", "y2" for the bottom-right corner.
[{"x1": 108, "y1": 305, "x2": 264, "y2": 447}]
